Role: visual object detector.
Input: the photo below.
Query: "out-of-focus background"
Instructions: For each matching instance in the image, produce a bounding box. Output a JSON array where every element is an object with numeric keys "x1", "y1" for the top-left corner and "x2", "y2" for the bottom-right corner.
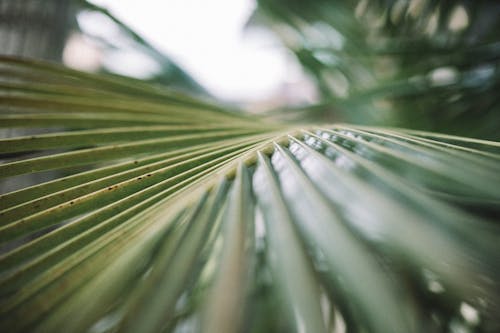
[
  {"x1": 1, "y1": 0, "x2": 500, "y2": 138},
  {"x1": 81, "y1": 0, "x2": 313, "y2": 106},
  {"x1": 0, "y1": 0, "x2": 315, "y2": 109}
]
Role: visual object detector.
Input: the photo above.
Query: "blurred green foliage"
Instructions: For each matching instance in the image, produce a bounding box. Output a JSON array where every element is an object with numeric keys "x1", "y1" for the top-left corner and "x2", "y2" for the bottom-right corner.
[{"x1": 252, "y1": 0, "x2": 500, "y2": 139}]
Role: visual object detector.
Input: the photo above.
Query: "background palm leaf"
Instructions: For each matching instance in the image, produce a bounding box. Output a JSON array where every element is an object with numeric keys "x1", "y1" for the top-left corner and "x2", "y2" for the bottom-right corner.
[
  {"x1": 252, "y1": 0, "x2": 500, "y2": 139},
  {"x1": 0, "y1": 57, "x2": 499, "y2": 332},
  {"x1": 0, "y1": 0, "x2": 206, "y2": 94}
]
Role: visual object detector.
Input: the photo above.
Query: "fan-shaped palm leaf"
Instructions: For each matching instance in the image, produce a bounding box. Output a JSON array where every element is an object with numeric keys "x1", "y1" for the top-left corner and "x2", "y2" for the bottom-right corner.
[{"x1": 0, "y1": 57, "x2": 499, "y2": 333}]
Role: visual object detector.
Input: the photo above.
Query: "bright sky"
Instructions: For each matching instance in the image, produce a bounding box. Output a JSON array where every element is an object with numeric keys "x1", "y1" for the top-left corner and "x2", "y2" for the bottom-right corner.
[{"x1": 88, "y1": 0, "x2": 299, "y2": 102}]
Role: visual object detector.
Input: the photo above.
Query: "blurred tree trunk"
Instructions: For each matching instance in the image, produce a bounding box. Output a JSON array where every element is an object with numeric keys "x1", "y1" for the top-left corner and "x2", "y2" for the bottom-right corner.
[{"x1": 0, "y1": 0, "x2": 74, "y2": 61}]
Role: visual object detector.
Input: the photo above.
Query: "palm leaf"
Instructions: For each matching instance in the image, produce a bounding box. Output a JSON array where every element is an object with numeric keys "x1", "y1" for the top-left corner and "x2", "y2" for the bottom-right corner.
[{"x1": 0, "y1": 57, "x2": 499, "y2": 333}]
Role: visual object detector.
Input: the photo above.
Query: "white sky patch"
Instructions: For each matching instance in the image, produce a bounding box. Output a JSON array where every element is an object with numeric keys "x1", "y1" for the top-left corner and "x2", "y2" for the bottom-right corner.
[{"x1": 88, "y1": 0, "x2": 297, "y2": 102}]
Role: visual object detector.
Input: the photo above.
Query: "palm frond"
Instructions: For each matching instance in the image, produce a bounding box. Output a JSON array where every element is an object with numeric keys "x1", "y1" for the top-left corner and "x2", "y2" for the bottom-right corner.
[{"x1": 1, "y1": 57, "x2": 499, "y2": 332}]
